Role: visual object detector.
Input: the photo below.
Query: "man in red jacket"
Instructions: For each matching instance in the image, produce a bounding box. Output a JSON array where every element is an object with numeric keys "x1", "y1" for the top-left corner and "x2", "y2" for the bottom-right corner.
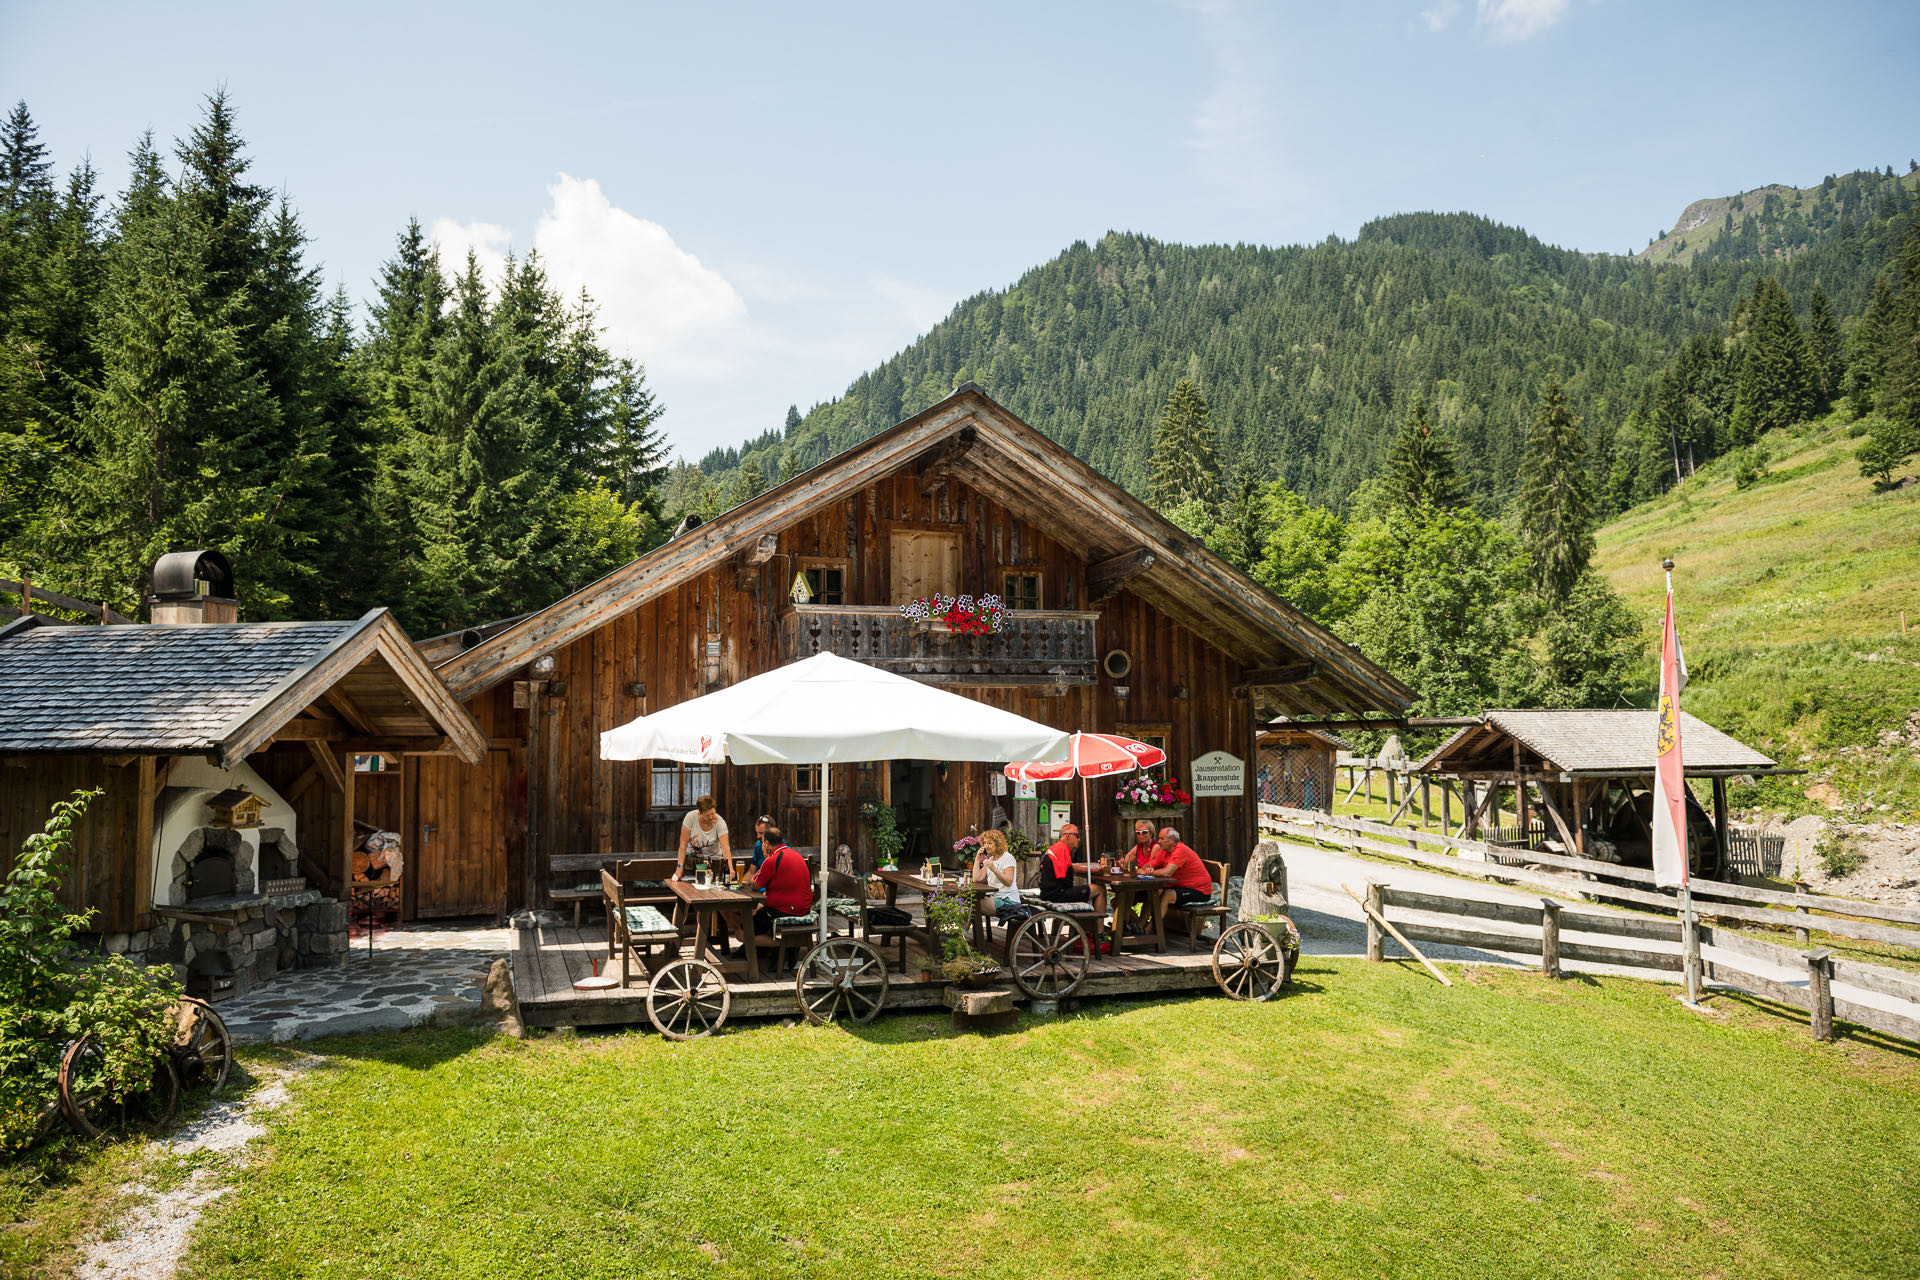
[
  {"x1": 751, "y1": 826, "x2": 815, "y2": 933},
  {"x1": 1145, "y1": 827, "x2": 1213, "y2": 919},
  {"x1": 1037, "y1": 823, "x2": 1105, "y2": 911}
]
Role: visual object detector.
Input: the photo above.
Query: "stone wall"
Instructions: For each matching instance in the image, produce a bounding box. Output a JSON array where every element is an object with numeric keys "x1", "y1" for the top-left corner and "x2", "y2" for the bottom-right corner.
[{"x1": 96, "y1": 890, "x2": 350, "y2": 1001}]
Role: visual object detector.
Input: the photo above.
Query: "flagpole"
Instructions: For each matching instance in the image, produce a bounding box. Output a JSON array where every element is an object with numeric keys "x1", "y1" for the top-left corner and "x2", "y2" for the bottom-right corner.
[{"x1": 1667, "y1": 558, "x2": 1702, "y2": 1005}]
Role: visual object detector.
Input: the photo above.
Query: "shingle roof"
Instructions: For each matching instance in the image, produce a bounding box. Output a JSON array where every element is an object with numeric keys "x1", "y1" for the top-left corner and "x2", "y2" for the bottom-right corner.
[
  {"x1": 0, "y1": 619, "x2": 357, "y2": 754},
  {"x1": 1423, "y1": 709, "x2": 1780, "y2": 776}
]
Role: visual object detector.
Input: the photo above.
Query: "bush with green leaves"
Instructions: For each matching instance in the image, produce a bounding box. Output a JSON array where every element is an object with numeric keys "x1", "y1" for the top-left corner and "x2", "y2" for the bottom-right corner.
[
  {"x1": 858, "y1": 803, "x2": 905, "y2": 867},
  {"x1": 0, "y1": 789, "x2": 182, "y2": 1154}
]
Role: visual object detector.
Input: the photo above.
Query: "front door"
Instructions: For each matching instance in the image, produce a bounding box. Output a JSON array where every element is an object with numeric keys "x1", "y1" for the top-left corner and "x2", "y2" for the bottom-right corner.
[
  {"x1": 890, "y1": 530, "x2": 960, "y2": 604},
  {"x1": 410, "y1": 749, "x2": 516, "y2": 917}
]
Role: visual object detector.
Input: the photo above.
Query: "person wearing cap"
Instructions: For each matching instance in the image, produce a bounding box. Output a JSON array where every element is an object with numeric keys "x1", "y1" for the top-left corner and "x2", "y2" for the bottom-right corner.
[
  {"x1": 1144, "y1": 826, "x2": 1213, "y2": 918},
  {"x1": 1037, "y1": 823, "x2": 1106, "y2": 911}
]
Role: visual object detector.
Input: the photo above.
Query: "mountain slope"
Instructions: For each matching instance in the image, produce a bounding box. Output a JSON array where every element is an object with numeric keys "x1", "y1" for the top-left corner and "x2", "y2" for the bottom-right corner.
[{"x1": 1638, "y1": 166, "x2": 1918, "y2": 266}]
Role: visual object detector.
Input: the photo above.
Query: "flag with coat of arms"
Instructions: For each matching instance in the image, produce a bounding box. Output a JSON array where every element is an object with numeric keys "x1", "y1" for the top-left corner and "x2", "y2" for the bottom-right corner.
[{"x1": 1650, "y1": 572, "x2": 1691, "y2": 888}]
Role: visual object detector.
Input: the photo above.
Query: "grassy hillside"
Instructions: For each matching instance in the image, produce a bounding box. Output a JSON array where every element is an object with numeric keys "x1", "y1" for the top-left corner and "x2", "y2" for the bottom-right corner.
[
  {"x1": 1592, "y1": 416, "x2": 1920, "y2": 818},
  {"x1": 1638, "y1": 167, "x2": 1919, "y2": 265}
]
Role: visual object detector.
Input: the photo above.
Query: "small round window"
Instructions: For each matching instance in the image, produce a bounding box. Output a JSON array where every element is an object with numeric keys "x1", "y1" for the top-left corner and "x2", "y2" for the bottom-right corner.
[{"x1": 1103, "y1": 649, "x2": 1131, "y2": 680}]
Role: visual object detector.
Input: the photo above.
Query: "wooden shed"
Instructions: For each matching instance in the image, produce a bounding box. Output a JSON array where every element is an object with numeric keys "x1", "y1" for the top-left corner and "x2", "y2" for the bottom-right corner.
[
  {"x1": 1417, "y1": 709, "x2": 1794, "y2": 877},
  {"x1": 1255, "y1": 724, "x2": 1349, "y2": 813}
]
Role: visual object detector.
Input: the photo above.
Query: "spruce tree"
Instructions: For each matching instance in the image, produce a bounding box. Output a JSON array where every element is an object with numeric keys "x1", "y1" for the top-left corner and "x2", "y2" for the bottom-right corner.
[
  {"x1": 1380, "y1": 401, "x2": 1464, "y2": 512},
  {"x1": 1733, "y1": 276, "x2": 1813, "y2": 436},
  {"x1": 784, "y1": 404, "x2": 803, "y2": 435},
  {"x1": 1513, "y1": 382, "x2": 1595, "y2": 604},
  {"x1": 1148, "y1": 379, "x2": 1220, "y2": 514},
  {"x1": 598, "y1": 357, "x2": 666, "y2": 509},
  {"x1": 1806, "y1": 285, "x2": 1845, "y2": 411}
]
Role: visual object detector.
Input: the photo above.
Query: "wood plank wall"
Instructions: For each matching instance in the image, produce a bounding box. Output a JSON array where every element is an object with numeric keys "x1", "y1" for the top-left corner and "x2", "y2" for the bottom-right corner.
[
  {"x1": 0, "y1": 755, "x2": 144, "y2": 933},
  {"x1": 431, "y1": 468, "x2": 1259, "y2": 917}
]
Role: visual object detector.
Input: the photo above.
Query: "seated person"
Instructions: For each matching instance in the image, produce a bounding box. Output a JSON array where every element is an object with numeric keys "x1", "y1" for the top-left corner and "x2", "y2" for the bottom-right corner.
[
  {"x1": 971, "y1": 829, "x2": 1031, "y2": 922},
  {"x1": 1146, "y1": 827, "x2": 1214, "y2": 918},
  {"x1": 1037, "y1": 824, "x2": 1106, "y2": 911},
  {"x1": 1122, "y1": 818, "x2": 1161, "y2": 872},
  {"x1": 749, "y1": 825, "x2": 815, "y2": 935},
  {"x1": 749, "y1": 814, "x2": 773, "y2": 869}
]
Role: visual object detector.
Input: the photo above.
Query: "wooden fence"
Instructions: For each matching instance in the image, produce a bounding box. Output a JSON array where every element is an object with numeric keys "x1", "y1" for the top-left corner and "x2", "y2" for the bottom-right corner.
[{"x1": 1264, "y1": 803, "x2": 1920, "y2": 1045}]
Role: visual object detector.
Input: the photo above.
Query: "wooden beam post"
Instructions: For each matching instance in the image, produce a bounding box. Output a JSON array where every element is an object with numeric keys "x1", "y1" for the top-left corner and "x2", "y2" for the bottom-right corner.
[
  {"x1": 339, "y1": 749, "x2": 356, "y2": 897},
  {"x1": 1364, "y1": 882, "x2": 1384, "y2": 962},
  {"x1": 1805, "y1": 949, "x2": 1835, "y2": 1042},
  {"x1": 1540, "y1": 899, "x2": 1561, "y2": 979},
  {"x1": 133, "y1": 756, "x2": 158, "y2": 928},
  {"x1": 306, "y1": 740, "x2": 346, "y2": 793},
  {"x1": 400, "y1": 754, "x2": 418, "y2": 923},
  {"x1": 1794, "y1": 880, "x2": 1812, "y2": 945},
  {"x1": 1572, "y1": 778, "x2": 1587, "y2": 859},
  {"x1": 1711, "y1": 775, "x2": 1730, "y2": 879}
]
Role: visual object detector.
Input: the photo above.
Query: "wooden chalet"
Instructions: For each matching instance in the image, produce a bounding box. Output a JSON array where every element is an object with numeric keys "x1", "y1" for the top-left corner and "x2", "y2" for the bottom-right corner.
[
  {"x1": 0, "y1": 596, "x2": 487, "y2": 976},
  {"x1": 1255, "y1": 723, "x2": 1349, "y2": 814},
  {"x1": 1416, "y1": 709, "x2": 1793, "y2": 876},
  {"x1": 408, "y1": 386, "x2": 1413, "y2": 918}
]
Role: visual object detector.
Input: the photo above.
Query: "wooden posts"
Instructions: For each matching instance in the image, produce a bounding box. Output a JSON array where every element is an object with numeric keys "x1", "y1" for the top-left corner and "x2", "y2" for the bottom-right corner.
[
  {"x1": 1344, "y1": 881, "x2": 1452, "y2": 987},
  {"x1": 132, "y1": 756, "x2": 157, "y2": 927},
  {"x1": 1794, "y1": 880, "x2": 1812, "y2": 945},
  {"x1": 1679, "y1": 881, "x2": 1701, "y2": 1004},
  {"x1": 1364, "y1": 881, "x2": 1384, "y2": 962},
  {"x1": 1711, "y1": 776, "x2": 1730, "y2": 878},
  {"x1": 1540, "y1": 899, "x2": 1562, "y2": 979},
  {"x1": 1806, "y1": 949, "x2": 1835, "y2": 1042},
  {"x1": 1441, "y1": 782, "x2": 1452, "y2": 833},
  {"x1": 339, "y1": 749, "x2": 356, "y2": 895}
]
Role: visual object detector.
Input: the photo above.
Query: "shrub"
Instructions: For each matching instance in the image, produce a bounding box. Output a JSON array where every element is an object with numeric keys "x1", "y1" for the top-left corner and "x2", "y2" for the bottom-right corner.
[{"x1": 1815, "y1": 828, "x2": 1865, "y2": 880}]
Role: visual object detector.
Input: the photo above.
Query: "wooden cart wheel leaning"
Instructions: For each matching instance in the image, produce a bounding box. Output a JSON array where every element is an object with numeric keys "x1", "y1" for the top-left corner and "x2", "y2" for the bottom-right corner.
[
  {"x1": 58, "y1": 1035, "x2": 181, "y2": 1139},
  {"x1": 172, "y1": 996, "x2": 233, "y2": 1095},
  {"x1": 646, "y1": 959, "x2": 731, "y2": 1041},
  {"x1": 1008, "y1": 911, "x2": 1091, "y2": 1000},
  {"x1": 795, "y1": 938, "x2": 889, "y2": 1026},
  {"x1": 1211, "y1": 921, "x2": 1286, "y2": 1002}
]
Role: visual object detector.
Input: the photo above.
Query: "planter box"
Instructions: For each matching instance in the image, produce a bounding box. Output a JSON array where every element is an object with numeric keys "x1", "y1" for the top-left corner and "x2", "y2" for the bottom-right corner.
[{"x1": 1116, "y1": 804, "x2": 1189, "y2": 821}]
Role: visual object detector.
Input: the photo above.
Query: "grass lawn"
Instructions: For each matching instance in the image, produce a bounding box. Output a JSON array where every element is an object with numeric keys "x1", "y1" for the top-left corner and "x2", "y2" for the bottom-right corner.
[{"x1": 152, "y1": 960, "x2": 1920, "y2": 1280}]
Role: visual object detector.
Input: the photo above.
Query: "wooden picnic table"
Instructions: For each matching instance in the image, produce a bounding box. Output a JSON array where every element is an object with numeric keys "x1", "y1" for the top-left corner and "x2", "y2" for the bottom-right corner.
[
  {"x1": 872, "y1": 868, "x2": 987, "y2": 949},
  {"x1": 664, "y1": 876, "x2": 761, "y2": 982},
  {"x1": 1092, "y1": 868, "x2": 1169, "y2": 954}
]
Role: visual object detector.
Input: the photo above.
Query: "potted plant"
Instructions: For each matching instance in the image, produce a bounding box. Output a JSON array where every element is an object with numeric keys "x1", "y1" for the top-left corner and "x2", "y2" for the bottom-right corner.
[
  {"x1": 860, "y1": 802, "x2": 905, "y2": 870},
  {"x1": 1114, "y1": 773, "x2": 1192, "y2": 820},
  {"x1": 898, "y1": 593, "x2": 1008, "y2": 636},
  {"x1": 923, "y1": 887, "x2": 1000, "y2": 986},
  {"x1": 1252, "y1": 913, "x2": 1303, "y2": 985}
]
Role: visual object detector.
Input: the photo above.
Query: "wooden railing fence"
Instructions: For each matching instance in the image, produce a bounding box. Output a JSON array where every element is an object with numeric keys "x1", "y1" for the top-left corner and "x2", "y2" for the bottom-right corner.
[{"x1": 1264, "y1": 803, "x2": 1920, "y2": 1044}]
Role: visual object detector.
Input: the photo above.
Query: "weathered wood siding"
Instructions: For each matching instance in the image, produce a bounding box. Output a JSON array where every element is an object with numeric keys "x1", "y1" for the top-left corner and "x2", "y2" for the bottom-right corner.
[
  {"x1": 0, "y1": 755, "x2": 143, "y2": 932},
  {"x1": 426, "y1": 468, "x2": 1257, "y2": 916}
]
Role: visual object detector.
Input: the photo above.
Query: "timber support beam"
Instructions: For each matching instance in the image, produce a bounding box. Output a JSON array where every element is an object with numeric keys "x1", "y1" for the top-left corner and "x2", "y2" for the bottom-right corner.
[{"x1": 1088, "y1": 547, "x2": 1156, "y2": 603}]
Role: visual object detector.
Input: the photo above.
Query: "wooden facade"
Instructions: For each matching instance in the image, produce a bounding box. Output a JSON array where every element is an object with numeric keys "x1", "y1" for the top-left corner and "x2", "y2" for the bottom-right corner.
[{"x1": 404, "y1": 389, "x2": 1415, "y2": 918}]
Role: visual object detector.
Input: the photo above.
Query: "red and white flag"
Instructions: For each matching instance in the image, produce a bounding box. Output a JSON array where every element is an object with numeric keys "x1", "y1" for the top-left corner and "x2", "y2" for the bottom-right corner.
[{"x1": 1650, "y1": 578, "x2": 1691, "y2": 888}]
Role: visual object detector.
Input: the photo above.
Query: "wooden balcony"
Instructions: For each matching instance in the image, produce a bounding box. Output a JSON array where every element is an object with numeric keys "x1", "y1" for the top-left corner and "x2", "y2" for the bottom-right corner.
[{"x1": 779, "y1": 605, "x2": 1100, "y2": 687}]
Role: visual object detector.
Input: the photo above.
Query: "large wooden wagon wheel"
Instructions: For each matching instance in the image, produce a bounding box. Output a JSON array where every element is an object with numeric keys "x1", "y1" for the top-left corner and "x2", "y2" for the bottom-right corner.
[
  {"x1": 1008, "y1": 911, "x2": 1091, "y2": 1000},
  {"x1": 171, "y1": 997, "x2": 233, "y2": 1094},
  {"x1": 58, "y1": 1035, "x2": 181, "y2": 1139},
  {"x1": 795, "y1": 938, "x2": 889, "y2": 1026},
  {"x1": 647, "y1": 959, "x2": 731, "y2": 1040},
  {"x1": 1212, "y1": 921, "x2": 1286, "y2": 1001}
]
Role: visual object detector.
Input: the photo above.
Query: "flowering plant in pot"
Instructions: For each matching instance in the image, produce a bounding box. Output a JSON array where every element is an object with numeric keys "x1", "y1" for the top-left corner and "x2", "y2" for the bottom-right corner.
[
  {"x1": 1113, "y1": 774, "x2": 1191, "y2": 812},
  {"x1": 898, "y1": 593, "x2": 1007, "y2": 636}
]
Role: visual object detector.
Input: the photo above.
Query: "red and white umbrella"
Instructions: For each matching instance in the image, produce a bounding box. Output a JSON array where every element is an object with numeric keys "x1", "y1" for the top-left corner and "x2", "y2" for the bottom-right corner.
[{"x1": 1005, "y1": 733, "x2": 1168, "y2": 880}]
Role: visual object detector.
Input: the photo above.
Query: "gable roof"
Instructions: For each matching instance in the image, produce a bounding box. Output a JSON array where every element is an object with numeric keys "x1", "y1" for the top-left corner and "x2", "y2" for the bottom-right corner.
[
  {"x1": 0, "y1": 609, "x2": 488, "y2": 768},
  {"x1": 1419, "y1": 709, "x2": 1785, "y2": 778},
  {"x1": 434, "y1": 387, "x2": 1415, "y2": 716}
]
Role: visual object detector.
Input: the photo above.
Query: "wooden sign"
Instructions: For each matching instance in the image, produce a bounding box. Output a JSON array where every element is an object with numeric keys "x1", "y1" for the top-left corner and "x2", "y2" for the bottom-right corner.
[{"x1": 1190, "y1": 750, "x2": 1245, "y2": 798}]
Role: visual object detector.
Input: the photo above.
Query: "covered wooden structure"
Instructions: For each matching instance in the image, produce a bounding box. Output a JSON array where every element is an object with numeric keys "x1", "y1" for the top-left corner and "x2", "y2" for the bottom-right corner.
[
  {"x1": 0, "y1": 609, "x2": 487, "y2": 936},
  {"x1": 410, "y1": 385, "x2": 1414, "y2": 918},
  {"x1": 1255, "y1": 724, "x2": 1348, "y2": 814},
  {"x1": 1417, "y1": 709, "x2": 1792, "y2": 877}
]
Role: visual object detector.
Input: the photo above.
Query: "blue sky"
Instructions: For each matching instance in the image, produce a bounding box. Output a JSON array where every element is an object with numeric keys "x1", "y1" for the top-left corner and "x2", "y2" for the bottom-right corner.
[{"x1": 4, "y1": 1, "x2": 1917, "y2": 459}]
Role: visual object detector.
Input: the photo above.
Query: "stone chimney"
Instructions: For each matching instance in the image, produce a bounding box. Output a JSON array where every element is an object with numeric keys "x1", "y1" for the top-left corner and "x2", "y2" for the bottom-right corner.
[{"x1": 150, "y1": 550, "x2": 238, "y2": 625}]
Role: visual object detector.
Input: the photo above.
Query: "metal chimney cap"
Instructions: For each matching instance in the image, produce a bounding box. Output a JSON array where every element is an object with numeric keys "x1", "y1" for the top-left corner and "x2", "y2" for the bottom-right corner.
[{"x1": 152, "y1": 550, "x2": 235, "y2": 601}]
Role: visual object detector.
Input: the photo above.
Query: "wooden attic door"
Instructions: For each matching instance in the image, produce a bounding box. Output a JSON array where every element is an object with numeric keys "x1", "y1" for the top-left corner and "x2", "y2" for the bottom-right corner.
[
  {"x1": 409, "y1": 749, "x2": 515, "y2": 918},
  {"x1": 890, "y1": 529, "x2": 960, "y2": 604}
]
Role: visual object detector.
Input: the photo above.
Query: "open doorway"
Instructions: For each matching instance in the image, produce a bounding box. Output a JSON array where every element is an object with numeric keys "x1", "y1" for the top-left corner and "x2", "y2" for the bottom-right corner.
[{"x1": 889, "y1": 759, "x2": 938, "y2": 873}]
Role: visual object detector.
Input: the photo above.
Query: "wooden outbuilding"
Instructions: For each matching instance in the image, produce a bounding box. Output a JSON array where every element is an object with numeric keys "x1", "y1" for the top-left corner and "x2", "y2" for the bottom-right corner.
[
  {"x1": 405, "y1": 385, "x2": 1415, "y2": 917},
  {"x1": 1417, "y1": 709, "x2": 1793, "y2": 877},
  {"x1": 1255, "y1": 724, "x2": 1348, "y2": 813}
]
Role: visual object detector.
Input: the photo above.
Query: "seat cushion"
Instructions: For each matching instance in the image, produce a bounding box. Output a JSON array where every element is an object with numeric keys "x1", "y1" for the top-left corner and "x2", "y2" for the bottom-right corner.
[
  {"x1": 772, "y1": 913, "x2": 818, "y2": 930},
  {"x1": 622, "y1": 905, "x2": 676, "y2": 936},
  {"x1": 825, "y1": 897, "x2": 863, "y2": 917}
]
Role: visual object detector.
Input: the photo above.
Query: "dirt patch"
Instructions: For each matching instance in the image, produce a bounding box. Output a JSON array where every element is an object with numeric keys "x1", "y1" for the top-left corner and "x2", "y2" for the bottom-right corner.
[{"x1": 1749, "y1": 813, "x2": 1920, "y2": 907}]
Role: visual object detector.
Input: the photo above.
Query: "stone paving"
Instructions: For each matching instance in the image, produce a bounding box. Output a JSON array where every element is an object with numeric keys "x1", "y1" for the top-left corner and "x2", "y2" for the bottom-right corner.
[{"x1": 216, "y1": 922, "x2": 512, "y2": 1044}]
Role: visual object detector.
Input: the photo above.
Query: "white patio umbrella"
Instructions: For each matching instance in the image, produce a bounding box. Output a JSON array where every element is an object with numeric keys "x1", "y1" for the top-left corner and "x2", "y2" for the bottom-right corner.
[{"x1": 599, "y1": 651, "x2": 1071, "y2": 940}]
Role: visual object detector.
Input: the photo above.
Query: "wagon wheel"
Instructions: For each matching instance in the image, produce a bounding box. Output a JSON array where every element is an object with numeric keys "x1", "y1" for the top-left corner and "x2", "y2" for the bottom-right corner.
[
  {"x1": 1212, "y1": 921, "x2": 1285, "y2": 1001},
  {"x1": 1008, "y1": 911, "x2": 1091, "y2": 1000},
  {"x1": 795, "y1": 938, "x2": 889, "y2": 1026},
  {"x1": 647, "y1": 959, "x2": 731, "y2": 1041},
  {"x1": 59, "y1": 1035, "x2": 181, "y2": 1140},
  {"x1": 171, "y1": 997, "x2": 233, "y2": 1095}
]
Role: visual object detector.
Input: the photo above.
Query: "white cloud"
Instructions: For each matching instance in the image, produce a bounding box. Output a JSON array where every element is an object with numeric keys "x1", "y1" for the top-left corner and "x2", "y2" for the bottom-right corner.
[
  {"x1": 533, "y1": 174, "x2": 748, "y2": 376},
  {"x1": 428, "y1": 215, "x2": 512, "y2": 286},
  {"x1": 1475, "y1": 0, "x2": 1572, "y2": 41},
  {"x1": 1420, "y1": 1, "x2": 1461, "y2": 32}
]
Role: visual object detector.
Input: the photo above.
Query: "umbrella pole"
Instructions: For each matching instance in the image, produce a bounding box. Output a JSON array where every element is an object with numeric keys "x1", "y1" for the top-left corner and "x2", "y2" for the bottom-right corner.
[
  {"x1": 820, "y1": 761, "x2": 830, "y2": 947},
  {"x1": 1082, "y1": 772, "x2": 1092, "y2": 882}
]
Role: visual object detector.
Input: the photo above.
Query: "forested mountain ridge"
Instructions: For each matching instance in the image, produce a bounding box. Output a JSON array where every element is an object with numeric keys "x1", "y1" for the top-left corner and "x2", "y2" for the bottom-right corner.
[
  {"x1": 677, "y1": 181, "x2": 1915, "y2": 522},
  {"x1": 1638, "y1": 165, "x2": 1919, "y2": 266}
]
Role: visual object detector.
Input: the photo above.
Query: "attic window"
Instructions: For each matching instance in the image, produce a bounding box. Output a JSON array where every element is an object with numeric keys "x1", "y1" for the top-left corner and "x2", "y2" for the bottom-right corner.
[
  {"x1": 1001, "y1": 571, "x2": 1041, "y2": 611},
  {"x1": 800, "y1": 559, "x2": 848, "y2": 606}
]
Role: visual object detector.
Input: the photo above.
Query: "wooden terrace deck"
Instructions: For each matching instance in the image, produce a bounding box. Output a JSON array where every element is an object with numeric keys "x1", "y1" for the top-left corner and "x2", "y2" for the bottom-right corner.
[{"x1": 510, "y1": 919, "x2": 1229, "y2": 1029}]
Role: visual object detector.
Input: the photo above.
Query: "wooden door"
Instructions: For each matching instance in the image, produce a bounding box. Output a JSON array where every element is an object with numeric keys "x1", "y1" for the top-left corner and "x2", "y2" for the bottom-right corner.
[
  {"x1": 410, "y1": 749, "x2": 515, "y2": 918},
  {"x1": 890, "y1": 530, "x2": 960, "y2": 603}
]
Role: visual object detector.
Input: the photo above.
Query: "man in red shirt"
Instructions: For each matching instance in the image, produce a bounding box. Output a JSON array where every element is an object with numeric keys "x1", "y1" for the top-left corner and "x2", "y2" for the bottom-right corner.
[
  {"x1": 750, "y1": 826, "x2": 815, "y2": 934},
  {"x1": 1037, "y1": 823, "x2": 1105, "y2": 911},
  {"x1": 1145, "y1": 827, "x2": 1213, "y2": 919}
]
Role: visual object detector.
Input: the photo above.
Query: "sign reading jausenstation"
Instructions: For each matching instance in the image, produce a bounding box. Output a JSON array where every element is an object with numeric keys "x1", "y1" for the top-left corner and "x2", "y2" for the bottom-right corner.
[{"x1": 1190, "y1": 750, "x2": 1245, "y2": 797}]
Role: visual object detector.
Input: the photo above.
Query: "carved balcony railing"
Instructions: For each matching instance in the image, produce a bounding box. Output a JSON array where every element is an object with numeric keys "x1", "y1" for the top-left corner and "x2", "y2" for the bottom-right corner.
[{"x1": 779, "y1": 606, "x2": 1100, "y2": 686}]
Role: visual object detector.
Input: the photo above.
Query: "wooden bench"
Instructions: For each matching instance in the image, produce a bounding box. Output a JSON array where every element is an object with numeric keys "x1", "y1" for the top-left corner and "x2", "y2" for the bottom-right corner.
[
  {"x1": 602, "y1": 870, "x2": 683, "y2": 987},
  {"x1": 1162, "y1": 858, "x2": 1232, "y2": 946},
  {"x1": 550, "y1": 852, "x2": 675, "y2": 927}
]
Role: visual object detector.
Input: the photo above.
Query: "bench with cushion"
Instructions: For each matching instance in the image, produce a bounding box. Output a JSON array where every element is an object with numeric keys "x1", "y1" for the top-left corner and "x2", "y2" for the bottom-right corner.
[
  {"x1": 825, "y1": 869, "x2": 927, "y2": 971},
  {"x1": 602, "y1": 870, "x2": 683, "y2": 986},
  {"x1": 550, "y1": 852, "x2": 676, "y2": 928},
  {"x1": 1162, "y1": 858, "x2": 1232, "y2": 946}
]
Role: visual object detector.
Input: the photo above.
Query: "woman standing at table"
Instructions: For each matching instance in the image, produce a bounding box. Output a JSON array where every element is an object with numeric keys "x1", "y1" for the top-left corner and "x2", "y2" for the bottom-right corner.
[{"x1": 677, "y1": 796, "x2": 742, "y2": 950}]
